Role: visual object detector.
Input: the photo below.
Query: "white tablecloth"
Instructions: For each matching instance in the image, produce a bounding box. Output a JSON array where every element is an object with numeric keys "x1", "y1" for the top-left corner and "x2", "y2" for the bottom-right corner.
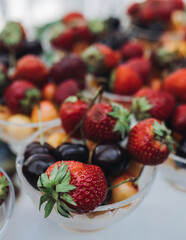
[{"x1": 4, "y1": 172, "x2": 186, "y2": 240}]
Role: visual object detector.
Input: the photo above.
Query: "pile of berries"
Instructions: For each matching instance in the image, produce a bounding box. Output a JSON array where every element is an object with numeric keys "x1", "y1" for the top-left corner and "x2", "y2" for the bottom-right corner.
[{"x1": 22, "y1": 86, "x2": 177, "y2": 217}]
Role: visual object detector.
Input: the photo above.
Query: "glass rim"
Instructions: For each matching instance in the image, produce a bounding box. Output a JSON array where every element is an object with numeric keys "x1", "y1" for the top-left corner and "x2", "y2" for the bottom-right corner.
[
  {"x1": 0, "y1": 168, "x2": 15, "y2": 237},
  {"x1": 0, "y1": 118, "x2": 61, "y2": 128},
  {"x1": 16, "y1": 151, "x2": 157, "y2": 213}
]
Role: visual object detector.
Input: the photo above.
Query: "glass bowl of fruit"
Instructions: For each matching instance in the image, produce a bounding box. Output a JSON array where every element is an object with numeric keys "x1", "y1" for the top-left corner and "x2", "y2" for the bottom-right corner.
[
  {"x1": 16, "y1": 122, "x2": 157, "y2": 232},
  {"x1": 0, "y1": 168, "x2": 15, "y2": 238},
  {"x1": 126, "y1": 0, "x2": 186, "y2": 41},
  {"x1": 16, "y1": 84, "x2": 180, "y2": 232}
]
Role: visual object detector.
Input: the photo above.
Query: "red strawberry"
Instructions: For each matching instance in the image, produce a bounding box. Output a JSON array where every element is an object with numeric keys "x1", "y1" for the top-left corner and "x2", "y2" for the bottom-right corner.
[
  {"x1": 125, "y1": 57, "x2": 151, "y2": 79},
  {"x1": 60, "y1": 97, "x2": 88, "y2": 139},
  {"x1": 50, "y1": 22, "x2": 76, "y2": 50},
  {"x1": 4, "y1": 80, "x2": 41, "y2": 114},
  {"x1": 38, "y1": 160, "x2": 107, "y2": 217},
  {"x1": 62, "y1": 12, "x2": 86, "y2": 26},
  {"x1": 163, "y1": 68, "x2": 186, "y2": 102},
  {"x1": 0, "y1": 171, "x2": 9, "y2": 206},
  {"x1": 127, "y1": 118, "x2": 174, "y2": 165},
  {"x1": 110, "y1": 65, "x2": 142, "y2": 95},
  {"x1": 82, "y1": 43, "x2": 118, "y2": 76},
  {"x1": 172, "y1": 104, "x2": 186, "y2": 134},
  {"x1": 121, "y1": 42, "x2": 144, "y2": 61},
  {"x1": 62, "y1": 12, "x2": 92, "y2": 43},
  {"x1": 12, "y1": 55, "x2": 48, "y2": 86},
  {"x1": 50, "y1": 55, "x2": 86, "y2": 86},
  {"x1": 54, "y1": 79, "x2": 79, "y2": 105},
  {"x1": 132, "y1": 88, "x2": 176, "y2": 121},
  {"x1": 75, "y1": 25, "x2": 93, "y2": 43},
  {"x1": 84, "y1": 102, "x2": 131, "y2": 142},
  {"x1": 127, "y1": 3, "x2": 140, "y2": 16},
  {"x1": 0, "y1": 21, "x2": 26, "y2": 52}
]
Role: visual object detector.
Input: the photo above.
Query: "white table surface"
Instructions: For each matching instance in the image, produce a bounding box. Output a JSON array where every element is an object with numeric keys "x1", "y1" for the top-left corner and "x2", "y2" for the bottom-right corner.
[{"x1": 3, "y1": 172, "x2": 186, "y2": 240}]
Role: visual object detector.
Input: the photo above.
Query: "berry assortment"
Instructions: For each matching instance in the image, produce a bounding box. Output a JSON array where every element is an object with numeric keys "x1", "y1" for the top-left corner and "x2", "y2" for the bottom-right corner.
[
  {"x1": 22, "y1": 87, "x2": 175, "y2": 218},
  {"x1": 0, "y1": 0, "x2": 186, "y2": 227}
]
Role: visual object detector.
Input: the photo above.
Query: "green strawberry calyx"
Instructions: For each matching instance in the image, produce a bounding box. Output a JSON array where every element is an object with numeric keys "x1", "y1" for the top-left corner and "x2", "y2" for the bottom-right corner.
[
  {"x1": 49, "y1": 22, "x2": 66, "y2": 41},
  {"x1": 88, "y1": 20, "x2": 105, "y2": 35},
  {"x1": 20, "y1": 88, "x2": 41, "y2": 114},
  {"x1": 82, "y1": 45, "x2": 104, "y2": 74},
  {"x1": 131, "y1": 97, "x2": 153, "y2": 121},
  {"x1": 107, "y1": 102, "x2": 131, "y2": 139},
  {"x1": 0, "y1": 174, "x2": 9, "y2": 203},
  {"x1": 153, "y1": 120, "x2": 175, "y2": 153},
  {"x1": 0, "y1": 22, "x2": 23, "y2": 47},
  {"x1": 37, "y1": 162, "x2": 77, "y2": 218}
]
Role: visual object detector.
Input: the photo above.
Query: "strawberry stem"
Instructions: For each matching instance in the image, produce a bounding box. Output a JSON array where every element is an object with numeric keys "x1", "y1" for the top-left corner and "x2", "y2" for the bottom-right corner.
[{"x1": 108, "y1": 177, "x2": 137, "y2": 190}]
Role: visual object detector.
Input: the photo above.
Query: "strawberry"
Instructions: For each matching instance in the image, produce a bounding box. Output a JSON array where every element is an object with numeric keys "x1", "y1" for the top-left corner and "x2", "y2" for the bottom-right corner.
[
  {"x1": 37, "y1": 160, "x2": 107, "y2": 217},
  {"x1": 54, "y1": 79, "x2": 79, "y2": 105},
  {"x1": 84, "y1": 102, "x2": 131, "y2": 142},
  {"x1": 0, "y1": 171, "x2": 9, "y2": 206},
  {"x1": 82, "y1": 43, "x2": 118, "y2": 76},
  {"x1": 163, "y1": 68, "x2": 186, "y2": 102},
  {"x1": 110, "y1": 65, "x2": 142, "y2": 95},
  {"x1": 12, "y1": 55, "x2": 48, "y2": 86},
  {"x1": 0, "y1": 21, "x2": 26, "y2": 52},
  {"x1": 127, "y1": 3, "x2": 140, "y2": 16},
  {"x1": 60, "y1": 97, "x2": 88, "y2": 139},
  {"x1": 4, "y1": 80, "x2": 41, "y2": 114},
  {"x1": 121, "y1": 42, "x2": 144, "y2": 61},
  {"x1": 172, "y1": 104, "x2": 186, "y2": 134},
  {"x1": 50, "y1": 22, "x2": 76, "y2": 50},
  {"x1": 62, "y1": 12, "x2": 92, "y2": 43},
  {"x1": 50, "y1": 55, "x2": 86, "y2": 86},
  {"x1": 127, "y1": 118, "x2": 174, "y2": 165},
  {"x1": 132, "y1": 88, "x2": 176, "y2": 121},
  {"x1": 125, "y1": 57, "x2": 151, "y2": 79},
  {"x1": 62, "y1": 12, "x2": 86, "y2": 26}
]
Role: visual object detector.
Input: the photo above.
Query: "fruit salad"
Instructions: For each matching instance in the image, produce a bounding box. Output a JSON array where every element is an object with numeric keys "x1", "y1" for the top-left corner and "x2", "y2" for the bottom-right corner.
[{"x1": 17, "y1": 85, "x2": 185, "y2": 231}]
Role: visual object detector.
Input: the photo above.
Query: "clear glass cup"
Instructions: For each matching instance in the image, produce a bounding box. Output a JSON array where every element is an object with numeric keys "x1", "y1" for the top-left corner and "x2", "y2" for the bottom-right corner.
[
  {"x1": 16, "y1": 124, "x2": 157, "y2": 232},
  {"x1": 160, "y1": 154, "x2": 186, "y2": 192},
  {"x1": 0, "y1": 168, "x2": 15, "y2": 239},
  {"x1": 0, "y1": 118, "x2": 61, "y2": 154}
]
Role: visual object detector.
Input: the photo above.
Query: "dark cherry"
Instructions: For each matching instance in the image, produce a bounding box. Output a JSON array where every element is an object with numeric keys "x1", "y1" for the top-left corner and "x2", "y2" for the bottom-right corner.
[
  {"x1": 57, "y1": 143, "x2": 89, "y2": 163},
  {"x1": 22, "y1": 153, "x2": 57, "y2": 189},
  {"x1": 101, "y1": 30, "x2": 128, "y2": 50},
  {"x1": 175, "y1": 138, "x2": 186, "y2": 168},
  {"x1": 16, "y1": 40, "x2": 43, "y2": 58},
  {"x1": 105, "y1": 17, "x2": 120, "y2": 31},
  {"x1": 91, "y1": 144, "x2": 129, "y2": 176},
  {"x1": 24, "y1": 141, "x2": 59, "y2": 161}
]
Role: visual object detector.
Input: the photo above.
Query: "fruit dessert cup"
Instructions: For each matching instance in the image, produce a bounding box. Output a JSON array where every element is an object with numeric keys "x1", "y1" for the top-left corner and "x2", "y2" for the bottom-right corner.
[
  {"x1": 126, "y1": 0, "x2": 186, "y2": 41},
  {"x1": 16, "y1": 125, "x2": 157, "y2": 232},
  {"x1": 160, "y1": 154, "x2": 186, "y2": 192},
  {"x1": 0, "y1": 118, "x2": 60, "y2": 154},
  {"x1": 0, "y1": 168, "x2": 15, "y2": 239}
]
